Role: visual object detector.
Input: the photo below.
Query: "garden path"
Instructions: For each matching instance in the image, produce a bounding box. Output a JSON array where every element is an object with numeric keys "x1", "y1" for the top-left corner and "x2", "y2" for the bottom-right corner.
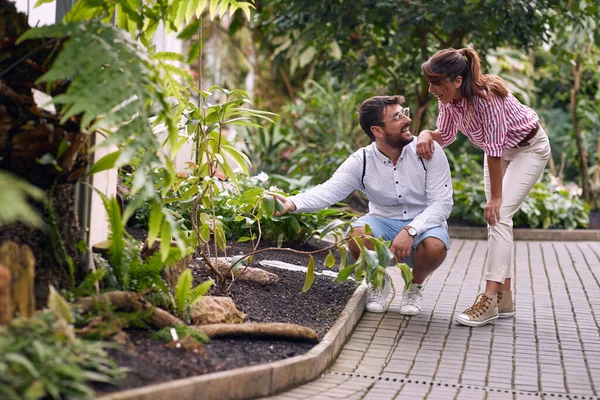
[{"x1": 263, "y1": 239, "x2": 600, "y2": 400}]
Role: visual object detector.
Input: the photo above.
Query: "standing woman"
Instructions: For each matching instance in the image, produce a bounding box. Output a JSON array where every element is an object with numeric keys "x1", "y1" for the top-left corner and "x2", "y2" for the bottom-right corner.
[{"x1": 416, "y1": 48, "x2": 551, "y2": 327}]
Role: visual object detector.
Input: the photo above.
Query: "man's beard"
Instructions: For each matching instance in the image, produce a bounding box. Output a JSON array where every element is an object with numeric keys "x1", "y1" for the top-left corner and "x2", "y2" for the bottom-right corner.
[{"x1": 384, "y1": 132, "x2": 413, "y2": 149}]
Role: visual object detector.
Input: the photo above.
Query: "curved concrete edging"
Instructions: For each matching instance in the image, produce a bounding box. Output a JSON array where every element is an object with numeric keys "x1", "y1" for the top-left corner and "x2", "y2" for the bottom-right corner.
[
  {"x1": 449, "y1": 226, "x2": 600, "y2": 241},
  {"x1": 97, "y1": 282, "x2": 369, "y2": 400}
]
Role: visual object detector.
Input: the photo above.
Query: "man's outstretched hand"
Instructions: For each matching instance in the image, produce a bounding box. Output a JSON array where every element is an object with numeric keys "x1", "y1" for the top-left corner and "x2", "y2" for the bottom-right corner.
[{"x1": 270, "y1": 193, "x2": 297, "y2": 216}]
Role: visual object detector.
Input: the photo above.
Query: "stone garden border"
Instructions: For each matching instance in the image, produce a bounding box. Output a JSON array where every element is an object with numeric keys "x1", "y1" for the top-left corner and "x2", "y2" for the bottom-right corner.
[
  {"x1": 96, "y1": 227, "x2": 598, "y2": 400},
  {"x1": 449, "y1": 226, "x2": 600, "y2": 241},
  {"x1": 98, "y1": 281, "x2": 369, "y2": 400}
]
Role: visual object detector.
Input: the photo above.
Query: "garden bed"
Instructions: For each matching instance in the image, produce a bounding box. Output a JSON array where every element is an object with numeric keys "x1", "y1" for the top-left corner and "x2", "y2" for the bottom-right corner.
[{"x1": 93, "y1": 239, "x2": 358, "y2": 396}]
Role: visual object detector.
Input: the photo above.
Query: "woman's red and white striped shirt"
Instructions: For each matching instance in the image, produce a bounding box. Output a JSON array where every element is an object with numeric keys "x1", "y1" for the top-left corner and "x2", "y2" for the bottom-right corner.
[{"x1": 436, "y1": 92, "x2": 538, "y2": 157}]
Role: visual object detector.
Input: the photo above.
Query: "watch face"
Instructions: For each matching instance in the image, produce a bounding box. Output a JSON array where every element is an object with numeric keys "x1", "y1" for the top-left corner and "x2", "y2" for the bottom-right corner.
[{"x1": 408, "y1": 227, "x2": 417, "y2": 237}]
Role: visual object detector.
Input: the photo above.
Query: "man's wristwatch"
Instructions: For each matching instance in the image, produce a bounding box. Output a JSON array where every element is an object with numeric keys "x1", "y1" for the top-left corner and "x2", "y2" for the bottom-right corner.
[{"x1": 404, "y1": 225, "x2": 417, "y2": 238}]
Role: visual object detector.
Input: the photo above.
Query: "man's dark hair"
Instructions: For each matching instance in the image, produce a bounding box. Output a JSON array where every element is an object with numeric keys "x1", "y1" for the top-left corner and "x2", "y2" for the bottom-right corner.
[{"x1": 357, "y1": 95, "x2": 405, "y2": 141}]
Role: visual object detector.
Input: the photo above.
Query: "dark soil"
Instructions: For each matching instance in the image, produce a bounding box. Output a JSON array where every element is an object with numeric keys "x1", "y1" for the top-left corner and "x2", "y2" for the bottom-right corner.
[{"x1": 94, "y1": 239, "x2": 358, "y2": 395}]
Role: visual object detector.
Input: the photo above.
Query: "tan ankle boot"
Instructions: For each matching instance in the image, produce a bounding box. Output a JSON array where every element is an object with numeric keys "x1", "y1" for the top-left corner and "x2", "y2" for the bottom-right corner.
[
  {"x1": 498, "y1": 290, "x2": 515, "y2": 318},
  {"x1": 455, "y1": 293, "x2": 499, "y2": 327}
]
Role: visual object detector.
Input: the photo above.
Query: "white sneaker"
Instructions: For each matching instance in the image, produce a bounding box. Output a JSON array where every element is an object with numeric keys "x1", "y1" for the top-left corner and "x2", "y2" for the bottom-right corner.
[
  {"x1": 399, "y1": 284, "x2": 423, "y2": 316},
  {"x1": 366, "y1": 276, "x2": 391, "y2": 313}
]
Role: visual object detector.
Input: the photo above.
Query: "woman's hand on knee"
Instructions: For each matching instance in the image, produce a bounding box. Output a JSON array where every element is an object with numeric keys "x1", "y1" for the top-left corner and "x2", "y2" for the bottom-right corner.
[{"x1": 484, "y1": 196, "x2": 502, "y2": 225}]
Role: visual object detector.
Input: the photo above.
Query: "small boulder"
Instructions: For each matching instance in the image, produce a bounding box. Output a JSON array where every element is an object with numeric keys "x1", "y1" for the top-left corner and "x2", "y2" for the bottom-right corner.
[
  {"x1": 214, "y1": 258, "x2": 279, "y2": 285},
  {"x1": 191, "y1": 296, "x2": 246, "y2": 325}
]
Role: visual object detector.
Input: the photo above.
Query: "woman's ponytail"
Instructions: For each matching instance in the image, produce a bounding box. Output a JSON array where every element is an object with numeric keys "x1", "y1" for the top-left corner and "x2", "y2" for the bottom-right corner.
[
  {"x1": 422, "y1": 47, "x2": 510, "y2": 103},
  {"x1": 462, "y1": 47, "x2": 509, "y2": 100}
]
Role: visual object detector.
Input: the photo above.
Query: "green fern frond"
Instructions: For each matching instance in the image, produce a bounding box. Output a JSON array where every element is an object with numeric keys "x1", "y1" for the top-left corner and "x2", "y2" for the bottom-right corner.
[
  {"x1": 188, "y1": 279, "x2": 213, "y2": 303},
  {"x1": 129, "y1": 252, "x2": 170, "y2": 296},
  {"x1": 70, "y1": 268, "x2": 106, "y2": 298},
  {"x1": 95, "y1": 192, "x2": 126, "y2": 282},
  {"x1": 174, "y1": 269, "x2": 193, "y2": 315},
  {"x1": 19, "y1": 20, "x2": 176, "y2": 171},
  {"x1": 143, "y1": 253, "x2": 167, "y2": 274}
]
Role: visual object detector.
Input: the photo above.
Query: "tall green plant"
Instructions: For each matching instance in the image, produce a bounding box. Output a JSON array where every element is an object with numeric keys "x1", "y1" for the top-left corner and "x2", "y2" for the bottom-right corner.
[
  {"x1": 16, "y1": 0, "x2": 257, "y2": 261},
  {"x1": 95, "y1": 192, "x2": 192, "y2": 310}
]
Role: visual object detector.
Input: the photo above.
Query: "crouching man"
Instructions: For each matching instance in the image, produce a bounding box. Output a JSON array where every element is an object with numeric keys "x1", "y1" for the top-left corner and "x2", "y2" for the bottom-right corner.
[{"x1": 273, "y1": 95, "x2": 452, "y2": 316}]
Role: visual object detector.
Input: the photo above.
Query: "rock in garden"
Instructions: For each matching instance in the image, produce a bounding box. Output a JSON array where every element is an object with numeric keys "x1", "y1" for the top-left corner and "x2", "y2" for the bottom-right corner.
[
  {"x1": 214, "y1": 258, "x2": 279, "y2": 285},
  {"x1": 191, "y1": 296, "x2": 247, "y2": 325}
]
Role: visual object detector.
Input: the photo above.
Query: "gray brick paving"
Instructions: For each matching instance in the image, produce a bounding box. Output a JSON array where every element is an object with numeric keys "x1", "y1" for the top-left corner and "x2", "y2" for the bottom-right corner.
[{"x1": 262, "y1": 240, "x2": 600, "y2": 400}]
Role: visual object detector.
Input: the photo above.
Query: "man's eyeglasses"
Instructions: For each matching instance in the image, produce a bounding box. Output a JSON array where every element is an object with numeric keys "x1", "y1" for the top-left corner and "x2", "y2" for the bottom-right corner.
[{"x1": 378, "y1": 107, "x2": 410, "y2": 125}]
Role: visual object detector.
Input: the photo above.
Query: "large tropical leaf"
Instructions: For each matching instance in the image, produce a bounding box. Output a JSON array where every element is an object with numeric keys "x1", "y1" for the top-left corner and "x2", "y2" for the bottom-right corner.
[{"x1": 19, "y1": 21, "x2": 176, "y2": 176}]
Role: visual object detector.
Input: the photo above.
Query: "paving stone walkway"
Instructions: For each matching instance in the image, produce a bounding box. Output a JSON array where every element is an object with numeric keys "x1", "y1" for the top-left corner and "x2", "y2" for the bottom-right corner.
[{"x1": 263, "y1": 239, "x2": 600, "y2": 400}]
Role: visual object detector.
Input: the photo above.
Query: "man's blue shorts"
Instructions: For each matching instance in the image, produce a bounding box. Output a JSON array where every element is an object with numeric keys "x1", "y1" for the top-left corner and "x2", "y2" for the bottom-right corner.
[{"x1": 351, "y1": 215, "x2": 451, "y2": 268}]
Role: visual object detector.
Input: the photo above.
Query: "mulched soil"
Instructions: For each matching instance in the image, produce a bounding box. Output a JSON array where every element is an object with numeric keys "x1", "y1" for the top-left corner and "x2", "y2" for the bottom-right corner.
[{"x1": 94, "y1": 239, "x2": 358, "y2": 395}]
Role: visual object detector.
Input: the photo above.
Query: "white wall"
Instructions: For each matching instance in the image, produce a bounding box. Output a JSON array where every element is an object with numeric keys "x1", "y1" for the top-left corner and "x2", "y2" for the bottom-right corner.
[
  {"x1": 154, "y1": 23, "x2": 195, "y2": 173},
  {"x1": 14, "y1": 0, "x2": 56, "y2": 26},
  {"x1": 87, "y1": 135, "x2": 118, "y2": 247}
]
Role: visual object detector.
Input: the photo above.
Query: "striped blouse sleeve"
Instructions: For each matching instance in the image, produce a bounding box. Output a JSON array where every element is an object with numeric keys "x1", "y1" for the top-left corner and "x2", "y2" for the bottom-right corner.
[
  {"x1": 436, "y1": 102, "x2": 458, "y2": 147},
  {"x1": 479, "y1": 95, "x2": 507, "y2": 158}
]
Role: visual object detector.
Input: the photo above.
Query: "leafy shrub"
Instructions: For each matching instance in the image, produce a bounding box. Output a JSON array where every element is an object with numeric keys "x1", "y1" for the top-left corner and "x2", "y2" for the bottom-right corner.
[
  {"x1": 516, "y1": 181, "x2": 590, "y2": 229},
  {"x1": 0, "y1": 311, "x2": 123, "y2": 400},
  {"x1": 210, "y1": 173, "x2": 349, "y2": 244},
  {"x1": 447, "y1": 152, "x2": 590, "y2": 228},
  {"x1": 157, "y1": 172, "x2": 350, "y2": 245},
  {"x1": 451, "y1": 175, "x2": 488, "y2": 226},
  {"x1": 240, "y1": 120, "x2": 300, "y2": 177}
]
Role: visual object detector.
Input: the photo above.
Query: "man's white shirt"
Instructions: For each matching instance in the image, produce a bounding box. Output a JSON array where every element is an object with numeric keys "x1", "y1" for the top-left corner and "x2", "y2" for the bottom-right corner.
[{"x1": 289, "y1": 138, "x2": 453, "y2": 236}]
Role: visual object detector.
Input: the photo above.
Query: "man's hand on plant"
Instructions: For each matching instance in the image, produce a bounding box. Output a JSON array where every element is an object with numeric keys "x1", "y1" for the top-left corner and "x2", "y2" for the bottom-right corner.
[
  {"x1": 270, "y1": 193, "x2": 296, "y2": 216},
  {"x1": 390, "y1": 229, "x2": 414, "y2": 261},
  {"x1": 416, "y1": 130, "x2": 435, "y2": 160}
]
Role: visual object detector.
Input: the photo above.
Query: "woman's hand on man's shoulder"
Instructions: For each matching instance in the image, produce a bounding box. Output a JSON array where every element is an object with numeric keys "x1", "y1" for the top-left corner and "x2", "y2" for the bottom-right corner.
[{"x1": 416, "y1": 130, "x2": 436, "y2": 160}]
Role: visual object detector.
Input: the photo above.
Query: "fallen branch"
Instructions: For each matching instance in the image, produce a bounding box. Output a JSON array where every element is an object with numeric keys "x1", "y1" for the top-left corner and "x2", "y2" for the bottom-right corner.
[
  {"x1": 76, "y1": 291, "x2": 184, "y2": 328},
  {"x1": 189, "y1": 322, "x2": 319, "y2": 343}
]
